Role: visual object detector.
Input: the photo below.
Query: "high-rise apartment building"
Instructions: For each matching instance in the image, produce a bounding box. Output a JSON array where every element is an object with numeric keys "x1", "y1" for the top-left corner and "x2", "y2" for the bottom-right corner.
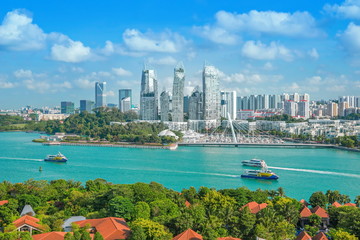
[
  {"x1": 61, "y1": 101, "x2": 74, "y2": 114},
  {"x1": 95, "y1": 82, "x2": 106, "y2": 108},
  {"x1": 220, "y1": 91, "x2": 237, "y2": 120},
  {"x1": 119, "y1": 89, "x2": 132, "y2": 112},
  {"x1": 327, "y1": 102, "x2": 338, "y2": 117},
  {"x1": 80, "y1": 100, "x2": 94, "y2": 113},
  {"x1": 338, "y1": 101, "x2": 349, "y2": 117},
  {"x1": 172, "y1": 64, "x2": 185, "y2": 122},
  {"x1": 249, "y1": 95, "x2": 256, "y2": 110},
  {"x1": 160, "y1": 91, "x2": 171, "y2": 121},
  {"x1": 140, "y1": 69, "x2": 158, "y2": 120},
  {"x1": 189, "y1": 88, "x2": 203, "y2": 120},
  {"x1": 284, "y1": 100, "x2": 297, "y2": 117},
  {"x1": 183, "y1": 96, "x2": 189, "y2": 114},
  {"x1": 202, "y1": 65, "x2": 220, "y2": 120},
  {"x1": 298, "y1": 100, "x2": 310, "y2": 119}
]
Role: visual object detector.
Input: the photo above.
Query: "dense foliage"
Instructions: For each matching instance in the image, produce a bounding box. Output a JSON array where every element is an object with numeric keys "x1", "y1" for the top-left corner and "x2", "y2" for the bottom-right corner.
[
  {"x1": 255, "y1": 114, "x2": 307, "y2": 123},
  {"x1": 0, "y1": 179, "x2": 359, "y2": 240}
]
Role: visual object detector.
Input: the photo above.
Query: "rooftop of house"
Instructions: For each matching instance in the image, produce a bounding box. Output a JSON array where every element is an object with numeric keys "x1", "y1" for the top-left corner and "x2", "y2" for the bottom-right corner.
[
  {"x1": 241, "y1": 201, "x2": 268, "y2": 214},
  {"x1": 295, "y1": 231, "x2": 312, "y2": 240},
  {"x1": 74, "y1": 217, "x2": 131, "y2": 240},
  {"x1": 13, "y1": 215, "x2": 44, "y2": 231},
  {"x1": 312, "y1": 232, "x2": 329, "y2": 240},
  {"x1": 217, "y1": 237, "x2": 241, "y2": 240},
  {"x1": 300, "y1": 206, "x2": 329, "y2": 218},
  {"x1": 32, "y1": 231, "x2": 68, "y2": 240},
  {"x1": 173, "y1": 228, "x2": 203, "y2": 240},
  {"x1": 0, "y1": 200, "x2": 8, "y2": 206}
]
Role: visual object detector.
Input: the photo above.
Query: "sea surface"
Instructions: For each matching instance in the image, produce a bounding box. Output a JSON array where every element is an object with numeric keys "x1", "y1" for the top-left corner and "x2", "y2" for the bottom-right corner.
[{"x1": 0, "y1": 132, "x2": 359, "y2": 200}]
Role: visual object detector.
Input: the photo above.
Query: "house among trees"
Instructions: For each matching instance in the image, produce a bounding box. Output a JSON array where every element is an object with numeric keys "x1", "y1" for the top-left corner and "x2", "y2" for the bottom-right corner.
[
  {"x1": 0, "y1": 200, "x2": 8, "y2": 206},
  {"x1": 332, "y1": 201, "x2": 357, "y2": 208},
  {"x1": 20, "y1": 204, "x2": 36, "y2": 217},
  {"x1": 241, "y1": 201, "x2": 268, "y2": 214},
  {"x1": 62, "y1": 216, "x2": 86, "y2": 232},
  {"x1": 74, "y1": 217, "x2": 131, "y2": 239},
  {"x1": 295, "y1": 231, "x2": 329, "y2": 240},
  {"x1": 172, "y1": 228, "x2": 203, "y2": 240},
  {"x1": 12, "y1": 215, "x2": 44, "y2": 235},
  {"x1": 32, "y1": 231, "x2": 68, "y2": 240},
  {"x1": 300, "y1": 206, "x2": 329, "y2": 229}
]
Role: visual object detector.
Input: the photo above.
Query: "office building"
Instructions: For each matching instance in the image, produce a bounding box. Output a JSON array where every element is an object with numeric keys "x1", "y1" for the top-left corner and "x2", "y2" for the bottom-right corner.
[
  {"x1": 189, "y1": 88, "x2": 203, "y2": 120},
  {"x1": 203, "y1": 65, "x2": 220, "y2": 120},
  {"x1": 183, "y1": 96, "x2": 189, "y2": 114},
  {"x1": 119, "y1": 89, "x2": 132, "y2": 112},
  {"x1": 327, "y1": 102, "x2": 338, "y2": 117},
  {"x1": 80, "y1": 100, "x2": 94, "y2": 113},
  {"x1": 95, "y1": 82, "x2": 106, "y2": 108},
  {"x1": 160, "y1": 91, "x2": 171, "y2": 121},
  {"x1": 61, "y1": 101, "x2": 74, "y2": 114},
  {"x1": 220, "y1": 91, "x2": 237, "y2": 120},
  {"x1": 172, "y1": 64, "x2": 185, "y2": 122},
  {"x1": 140, "y1": 69, "x2": 158, "y2": 120}
]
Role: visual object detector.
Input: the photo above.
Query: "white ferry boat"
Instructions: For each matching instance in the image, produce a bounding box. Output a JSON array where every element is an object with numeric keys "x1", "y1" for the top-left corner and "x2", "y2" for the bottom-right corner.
[
  {"x1": 44, "y1": 152, "x2": 67, "y2": 162},
  {"x1": 241, "y1": 158, "x2": 265, "y2": 167}
]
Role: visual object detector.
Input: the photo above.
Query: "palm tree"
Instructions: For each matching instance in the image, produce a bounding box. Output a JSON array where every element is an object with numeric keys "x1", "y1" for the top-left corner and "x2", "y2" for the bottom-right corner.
[
  {"x1": 277, "y1": 187, "x2": 285, "y2": 197},
  {"x1": 355, "y1": 195, "x2": 360, "y2": 207}
]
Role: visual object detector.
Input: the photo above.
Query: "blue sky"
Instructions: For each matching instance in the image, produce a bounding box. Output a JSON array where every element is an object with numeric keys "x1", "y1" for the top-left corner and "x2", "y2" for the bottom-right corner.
[{"x1": 1, "y1": 0, "x2": 360, "y2": 109}]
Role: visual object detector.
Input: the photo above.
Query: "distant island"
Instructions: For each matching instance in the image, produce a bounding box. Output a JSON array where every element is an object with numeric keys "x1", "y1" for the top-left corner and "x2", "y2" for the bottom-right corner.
[{"x1": 0, "y1": 179, "x2": 359, "y2": 239}]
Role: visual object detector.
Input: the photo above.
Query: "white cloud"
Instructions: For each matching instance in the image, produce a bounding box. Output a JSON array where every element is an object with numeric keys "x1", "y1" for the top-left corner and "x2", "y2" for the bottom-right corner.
[
  {"x1": 308, "y1": 48, "x2": 319, "y2": 59},
  {"x1": 51, "y1": 39, "x2": 92, "y2": 63},
  {"x1": 14, "y1": 69, "x2": 33, "y2": 78},
  {"x1": 195, "y1": 10, "x2": 322, "y2": 44},
  {"x1": 263, "y1": 62, "x2": 274, "y2": 70},
  {"x1": 340, "y1": 22, "x2": 360, "y2": 55},
  {"x1": 122, "y1": 29, "x2": 188, "y2": 53},
  {"x1": 324, "y1": 0, "x2": 360, "y2": 19},
  {"x1": 112, "y1": 67, "x2": 132, "y2": 76},
  {"x1": 75, "y1": 78, "x2": 96, "y2": 89},
  {"x1": 147, "y1": 56, "x2": 177, "y2": 65},
  {"x1": 23, "y1": 79, "x2": 50, "y2": 93},
  {"x1": 0, "y1": 81, "x2": 15, "y2": 88},
  {"x1": 241, "y1": 41, "x2": 294, "y2": 61},
  {"x1": 106, "y1": 90, "x2": 115, "y2": 97},
  {"x1": 0, "y1": 10, "x2": 46, "y2": 50}
]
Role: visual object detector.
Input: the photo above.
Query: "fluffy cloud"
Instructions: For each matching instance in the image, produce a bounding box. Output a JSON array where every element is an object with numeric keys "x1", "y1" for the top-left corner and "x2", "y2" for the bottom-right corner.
[
  {"x1": 324, "y1": 0, "x2": 360, "y2": 19},
  {"x1": 147, "y1": 56, "x2": 177, "y2": 65},
  {"x1": 112, "y1": 67, "x2": 132, "y2": 76},
  {"x1": 195, "y1": 10, "x2": 322, "y2": 44},
  {"x1": 122, "y1": 29, "x2": 188, "y2": 53},
  {"x1": 14, "y1": 69, "x2": 33, "y2": 78},
  {"x1": 308, "y1": 48, "x2": 319, "y2": 59},
  {"x1": 241, "y1": 41, "x2": 294, "y2": 61},
  {"x1": 51, "y1": 39, "x2": 92, "y2": 63},
  {"x1": 75, "y1": 77, "x2": 96, "y2": 89},
  {"x1": 340, "y1": 22, "x2": 360, "y2": 55},
  {"x1": 0, "y1": 10, "x2": 46, "y2": 51}
]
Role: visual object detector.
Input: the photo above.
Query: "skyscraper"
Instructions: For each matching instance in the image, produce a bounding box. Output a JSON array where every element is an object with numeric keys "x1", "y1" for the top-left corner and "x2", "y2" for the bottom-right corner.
[
  {"x1": 61, "y1": 101, "x2": 74, "y2": 114},
  {"x1": 119, "y1": 89, "x2": 132, "y2": 112},
  {"x1": 284, "y1": 100, "x2": 297, "y2": 117},
  {"x1": 298, "y1": 100, "x2": 310, "y2": 119},
  {"x1": 327, "y1": 102, "x2": 338, "y2": 117},
  {"x1": 203, "y1": 65, "x2": 220, "y2": 120},
  {"x1": 172, "y1": 64, "x2": 185, "y2": 122},
  {"x1": 95, "y1": 82, "x2": 106, "y2": 108},
  {"x1": 189, "y1": 87, "x2": 203, "y2": 120},
  {"x1": 140, "y1": 69, "x2": 158, "y2": 120},
  {"x1": 220, "y1": 91, "x2": 237, "y2": 120},
  {"x1": 80, "y1": 100, "x2": 94, "y2": 113},
  {"x1": 160, "y1": 91, "x2": 170, "y2": 121}
]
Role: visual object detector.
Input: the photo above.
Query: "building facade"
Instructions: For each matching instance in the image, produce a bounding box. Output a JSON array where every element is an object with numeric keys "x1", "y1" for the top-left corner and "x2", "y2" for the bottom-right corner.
[
  {"x1": 80, "y1": 100, "x2": 94, "y2": 113},
  {"x1": 189, "y1": 88, "x2": 203, "y2": 120},
  {"x1": 119, "y1": 89, "x2": 132, "y2": 112},
  {"x1": 220, "y1": 91, "x2": 237, "y2": 120},
  {"x1": 95, "y1": 82, "x2": 106, "y2": 108},
  {"x1": 172, "y1": 65, "x2": 185, "y2": 122},
  {"x1": 140, "y1": 69, "x2": 158, "y2": 120},
  {"x1": 160, "y1": 91, "x2": 171, "y2": 121},
  {"x1": 202, "y1": 65, "x2": 220, "y2": 120},
  {"x1": 61, "y1": 101, "x2": 74, "y2": 114}
]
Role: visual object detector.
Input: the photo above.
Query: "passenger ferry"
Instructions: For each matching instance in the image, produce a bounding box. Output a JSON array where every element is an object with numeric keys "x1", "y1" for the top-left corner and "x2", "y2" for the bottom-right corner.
[
  {"x1": 241, "y1": 158, "x2": 266, "y2": 167},
  {"x1": 241, "y1": 169, "x2": 279, "y2": 180},
  {"x1": 44, "y1": 152, "x2": 67, "y2": 162}
]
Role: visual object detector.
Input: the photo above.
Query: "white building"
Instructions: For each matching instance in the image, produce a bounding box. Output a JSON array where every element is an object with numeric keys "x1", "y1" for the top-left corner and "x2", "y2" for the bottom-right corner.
[{"x1": 220, "y1": 91, "x2": 237, "y2": 120}]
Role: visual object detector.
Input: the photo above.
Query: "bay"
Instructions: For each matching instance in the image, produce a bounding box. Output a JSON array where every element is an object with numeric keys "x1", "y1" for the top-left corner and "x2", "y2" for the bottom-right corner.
[{"x1": 0, "y1": 132, "x2": 359, "y2": 200}]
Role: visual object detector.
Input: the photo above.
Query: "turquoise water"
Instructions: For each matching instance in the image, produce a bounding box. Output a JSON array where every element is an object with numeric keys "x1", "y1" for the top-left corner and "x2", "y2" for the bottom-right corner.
[{"x1": 0, "y1": 132, "x2": 359, "y2": 200}]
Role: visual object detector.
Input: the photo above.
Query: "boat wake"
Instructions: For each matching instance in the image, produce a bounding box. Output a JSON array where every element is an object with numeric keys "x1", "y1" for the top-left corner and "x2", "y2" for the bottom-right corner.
[
  {"x1": 0, "y1": 157, "x2": 43, "y2": 162},
  {"x1": 268, "y1": 166, "x2": 360, "y2": 179}
]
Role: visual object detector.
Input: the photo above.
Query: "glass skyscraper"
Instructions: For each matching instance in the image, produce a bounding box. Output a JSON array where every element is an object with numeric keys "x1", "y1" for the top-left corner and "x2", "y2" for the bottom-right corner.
[
  {"x1": 119, "y1": 89, "x2": 132, "y2": 112},
  {"x1": 61, "y1": 101, "x2": 74, "y2": 114},
  {"x1": 202, "y1": 65, "x2": 220, "y2": 120},
  {"x1": 95, "y1": 82, "x2": 106, "y2": 108},
  {"x1": 172, "y1": 64, "x2": 185, "y2": 122},
  {"x1": 80, "y1": 100, "x2": 94, "y2": 113},
  {"x1": 140, "y1": 69, "x2": 158, "y2": 120},
  {"x1": 160, "y1": 91, "x2": 170, "y2": 121}
]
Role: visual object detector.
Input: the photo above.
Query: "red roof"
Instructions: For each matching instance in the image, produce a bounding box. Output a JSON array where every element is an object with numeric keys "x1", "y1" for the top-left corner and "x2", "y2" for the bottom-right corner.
[
  {"x1": 218, "y1": 237, "x2": 241, "y2": 240},
  {"x1": 185, "y1": 201, "x2": 191, "y2": 208},
  {"x1": 0, "y1": 200, "x2": 8, "y2": 206},
  {"x1": 13, "y1": 215, "x2": 44, "y2": 231},
  {"x1": 241, "y1": 201, "x2": 268, "y2": 214},
  {"x1": 295, "y1": 231, "x2": 312, "y2": 240},
  {"x1": 173, "y1": 229, "x2": 203, "y2": 240},
  {"x1": 300, "y1": 207, "x2": 312, "y2": 218},
  {"x1": 33, "y1": 231, "x2": 68, "y2": 240},
  {"x1": 332, "y1": 201, "x2": 342, "y2": 208},
  {"x1": 344, "y1": 203, "x2": 357, "y2": 207},
  {"x1": 311, "y1": 206, "x2": 329, "y2": 218},
  {"x1": 312, "y1": 232, "x2": 328, "y2": 240},
  {"x1": 74, "y1": 217, "x2": 131, "y2": 240},
  {"x1": 300, "y1": 199, "x2": 309, "y2": 206}
]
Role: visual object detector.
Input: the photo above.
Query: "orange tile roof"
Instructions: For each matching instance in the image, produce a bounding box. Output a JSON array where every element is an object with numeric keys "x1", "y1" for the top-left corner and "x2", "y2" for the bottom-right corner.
[
  {"x1": 218, "y1": 237, "x2": 241, "y2": 240},
  {"x1": 300, "y1": 207, "x2": 312, "y2": 218},
  {"x1": 300, "y1": 199, "x2": 309, "y2": 206},
  {"x1": 295, "y1": 231, "x2": 312, "y2": 240},
  {"x1": 241, "y1": 201, "x2": 268, "y2": 214},
  {"x1": 332, "y1": 201, "x2": 342, "y2": 208},
  {"x1": 13, "y1": 215, "x2": 44, "y2": 231},
  {"x1": 74, "y1": 217, "x2": 131, "y2": 240},
  {"x1": 32, "y1": 231, "x2": 68, "y2": 240},
  {"x1": 344, "y1": 203, "x2": 357, "y2": 207},
  {"x1": 312, "y1": 232, "x2": 328, "y2": 240},
  {"x1": 173, "y1": 229, "x2": 203, "y2": 240},
  {"x1": 185, "y1": 201, "x2": 191, "y2": 208},
  {"x1": 311, "y1": 206, "x2": 329, "y2": 218},
  {"x1": 0, "y1": 200, "x2": 8, "y2": 206}
]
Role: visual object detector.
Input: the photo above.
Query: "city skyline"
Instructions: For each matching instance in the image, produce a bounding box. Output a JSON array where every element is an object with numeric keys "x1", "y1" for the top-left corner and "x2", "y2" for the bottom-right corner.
[{"x1": 1, "y1": 0, "x2": 360, "y2": 108}]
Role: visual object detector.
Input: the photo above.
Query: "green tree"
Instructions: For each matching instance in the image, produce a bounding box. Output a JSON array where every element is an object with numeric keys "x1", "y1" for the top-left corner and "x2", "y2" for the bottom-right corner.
[
  {"x1": 309, "y1": 214, "x2": 322, "y2": 227},
  {"x1": 329, "y1": 228, "x2": 358, "y2": 240},
  {"x1": 80, "y1": 231, "x2": 91, "y2": 240},
  {"x1": 108, "y1": 196, "x2": 134, "y2": 220},
  {"x1": 131, "y1": 218, "x2": 172, "y2": 240},
  {"x1": 309, "y1": 191, "x2": 328, "y2": 208},
  {"x1": 129, "y1": 225, "x2": 147, "y2": 240},
  {"x1": 64, "y1": 232, "x2": 74, "y2": 240},
  {"x1": 133, "y1": 201, "x2": 150, "y2": 220}
]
